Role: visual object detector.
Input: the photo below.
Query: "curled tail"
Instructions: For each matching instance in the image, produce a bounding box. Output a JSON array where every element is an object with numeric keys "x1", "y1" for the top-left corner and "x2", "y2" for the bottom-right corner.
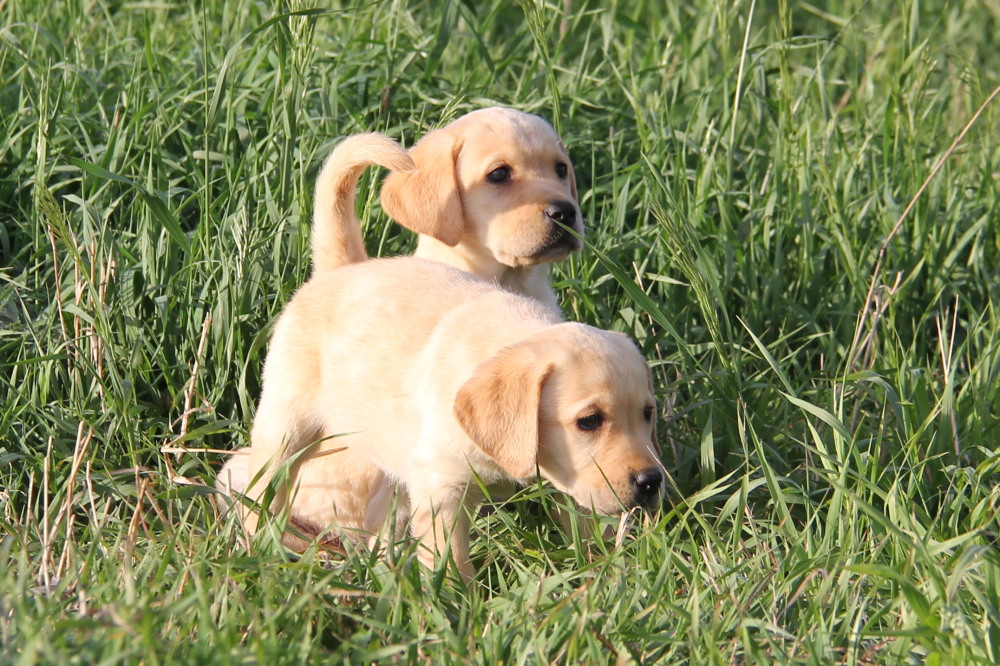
[{"x1": 312, "y1": 133, "x2": 415, "y2": 274}]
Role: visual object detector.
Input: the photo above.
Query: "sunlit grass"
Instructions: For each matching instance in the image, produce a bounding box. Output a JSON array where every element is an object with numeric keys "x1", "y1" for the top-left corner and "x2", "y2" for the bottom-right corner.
[{"x1": 2, "y1": 0, "x2": 999, "y2": 662}]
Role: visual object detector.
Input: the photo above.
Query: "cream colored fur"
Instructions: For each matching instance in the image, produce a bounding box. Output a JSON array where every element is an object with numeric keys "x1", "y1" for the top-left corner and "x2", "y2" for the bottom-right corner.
[
  {"x1": 310, "y1": 133, "x2": 414, "y2": 272},
  {"x1": 219, "y1": 258, "x2": 661, "y2": 580},
  {"x1": 216, "y1": 114, "x2": 656, "y2": 580},
  {"x1": 377, "y1": 107, "x2": 583, "y2": 305}
]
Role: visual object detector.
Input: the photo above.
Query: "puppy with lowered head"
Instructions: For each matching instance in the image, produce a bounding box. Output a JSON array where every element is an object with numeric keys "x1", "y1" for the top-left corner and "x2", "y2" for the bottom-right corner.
[
  {"x1": 227, "y1": 257, "x2": 662, "y2": 580},
  {"x1": 312, "y1": 107, "x2": 583, "y2": 306}
]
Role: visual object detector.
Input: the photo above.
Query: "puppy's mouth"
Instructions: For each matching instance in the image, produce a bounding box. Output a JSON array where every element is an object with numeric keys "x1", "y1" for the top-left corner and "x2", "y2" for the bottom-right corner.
[
  {"x1": 526, "y1": 224, "x2": 582, "y2": 261},
  {"x1": 592, "y1": 469, "x2": 664, "y2": 515},
  {"x1": 577, "y1": 495, "x2": 655, "y2": 518},
  {"x1": 634, "y1": 491, "x2": 662, "y2": 512}
]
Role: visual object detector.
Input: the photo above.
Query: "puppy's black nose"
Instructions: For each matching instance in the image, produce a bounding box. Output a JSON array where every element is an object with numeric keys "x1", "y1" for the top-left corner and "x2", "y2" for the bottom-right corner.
[
  {"x1": 545, "y1": 200, "x2": 577, "y2": 226},
  {"x1": 632, "y1": 467, "x2": 663, "y2": 503}
]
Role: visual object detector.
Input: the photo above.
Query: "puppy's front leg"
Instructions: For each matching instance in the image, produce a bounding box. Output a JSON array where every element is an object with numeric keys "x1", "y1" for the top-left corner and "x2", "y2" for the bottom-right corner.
[{"x1": 408, "y1": 488, "x2": 474, "y2": 581}]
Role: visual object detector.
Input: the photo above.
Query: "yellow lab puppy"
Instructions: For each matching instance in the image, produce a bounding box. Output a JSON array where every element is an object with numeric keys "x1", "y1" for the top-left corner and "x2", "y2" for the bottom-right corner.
[
  {"x1": 312, "y1": 107, "x2": 583, "y2": 306},
  {"x1": 226, "y1": 257, "x2": 662, "y2": 580}
]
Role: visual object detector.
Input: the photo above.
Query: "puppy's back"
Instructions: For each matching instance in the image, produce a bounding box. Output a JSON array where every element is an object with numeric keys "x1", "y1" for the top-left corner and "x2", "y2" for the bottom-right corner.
[{"x1": 274, "y1": 258, "x2": 559, "y2": 393}]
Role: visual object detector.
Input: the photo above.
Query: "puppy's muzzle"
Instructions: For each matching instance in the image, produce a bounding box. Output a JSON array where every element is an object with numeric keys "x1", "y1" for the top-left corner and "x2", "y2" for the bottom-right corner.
[
  {"x1": 544, "y1": 200, "x2": 578, "y2": 227},
  {"x1": 631, "y1": 466, "x2": 663, "y2": 508},
  {"x1": 532, "y1": 200, "x2": 582, "y2": 258}
]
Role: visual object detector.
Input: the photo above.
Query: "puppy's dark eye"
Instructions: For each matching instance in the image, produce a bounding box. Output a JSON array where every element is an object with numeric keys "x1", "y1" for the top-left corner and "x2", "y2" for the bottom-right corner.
[
  {"x1": 576, "y1": 412, "x2": 604, "y2": 431},
  {"x1": 555, "y1": 162, "x2": 568, "y2": 179},
  {"x1": 487, "y1": 166, "x2": 511, "y2": 184},
  {"x1": 643, "y1": 405, "x2": 654, "y2": 422}
]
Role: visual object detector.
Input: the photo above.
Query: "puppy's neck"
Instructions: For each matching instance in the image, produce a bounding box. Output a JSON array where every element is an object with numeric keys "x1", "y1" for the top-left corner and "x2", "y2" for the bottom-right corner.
[{"x1": 415, "y1": 237, "x2": 559, "y2": 308}]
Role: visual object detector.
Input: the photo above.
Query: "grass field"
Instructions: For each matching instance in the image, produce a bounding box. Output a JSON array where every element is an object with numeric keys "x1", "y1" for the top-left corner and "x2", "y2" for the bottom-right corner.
[{"x1": 2, "y1": 0, "x2": 1000, "y2": 662}]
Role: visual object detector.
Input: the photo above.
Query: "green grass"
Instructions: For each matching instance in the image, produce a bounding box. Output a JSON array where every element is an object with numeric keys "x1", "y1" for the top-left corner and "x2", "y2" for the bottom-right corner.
[{"x1": 2, "y1": 0, "x2": 999, "y2": 662}]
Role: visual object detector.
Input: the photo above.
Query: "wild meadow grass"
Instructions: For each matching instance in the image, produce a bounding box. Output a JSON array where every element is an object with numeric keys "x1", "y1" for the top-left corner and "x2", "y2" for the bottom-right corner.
[{"x1": 2, "y1": 0, "x2": 999, "y2": 662}]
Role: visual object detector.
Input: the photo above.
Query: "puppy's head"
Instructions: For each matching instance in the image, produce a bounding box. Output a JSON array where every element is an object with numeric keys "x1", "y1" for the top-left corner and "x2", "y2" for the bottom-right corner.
[
  {"x1": 381, "y1": 107, "x2": 583, "y2": 269},
  {"x1": 454, "y1": 323, "x2": 663, "y2": 514}
]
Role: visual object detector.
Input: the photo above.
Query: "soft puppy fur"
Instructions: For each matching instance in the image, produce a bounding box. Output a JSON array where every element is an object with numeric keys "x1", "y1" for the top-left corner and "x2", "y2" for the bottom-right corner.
[
  {"x1": 224, "y1": 257, "x2": 662, "y2": 580},
  {"x1": 310, "y1": 132, "x2": 416, "y2": 271},
  {"x1": 311, "y1": 107, "x2": 583, "y2": 305},
  {"x1": 217, "y1": 121, "x2": 656, "y2": 579}
]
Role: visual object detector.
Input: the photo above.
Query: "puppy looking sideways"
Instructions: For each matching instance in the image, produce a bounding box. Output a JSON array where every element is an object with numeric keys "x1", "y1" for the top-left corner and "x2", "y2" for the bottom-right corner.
[{"x1": 312, "y1": 107, "x2": 583, "y2": 305}]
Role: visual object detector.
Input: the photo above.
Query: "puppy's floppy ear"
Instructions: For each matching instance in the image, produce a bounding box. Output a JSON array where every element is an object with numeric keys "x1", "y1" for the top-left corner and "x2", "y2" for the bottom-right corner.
[
  {"x1": 454, "y1": 343, "x2": 554, "y2": 479},
  {"x1": 380, "y1": 130, "x2": 465, "y2": 246}
]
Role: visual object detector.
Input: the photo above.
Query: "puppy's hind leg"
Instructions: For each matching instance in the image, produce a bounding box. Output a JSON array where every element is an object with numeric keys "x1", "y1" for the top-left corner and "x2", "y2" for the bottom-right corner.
[
  {"x1": 215, "y1": 449, "x2": 250, "y2": 512},
  {"x1": 242, "y1": 398, "x2": 321, "y2": 538}
]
